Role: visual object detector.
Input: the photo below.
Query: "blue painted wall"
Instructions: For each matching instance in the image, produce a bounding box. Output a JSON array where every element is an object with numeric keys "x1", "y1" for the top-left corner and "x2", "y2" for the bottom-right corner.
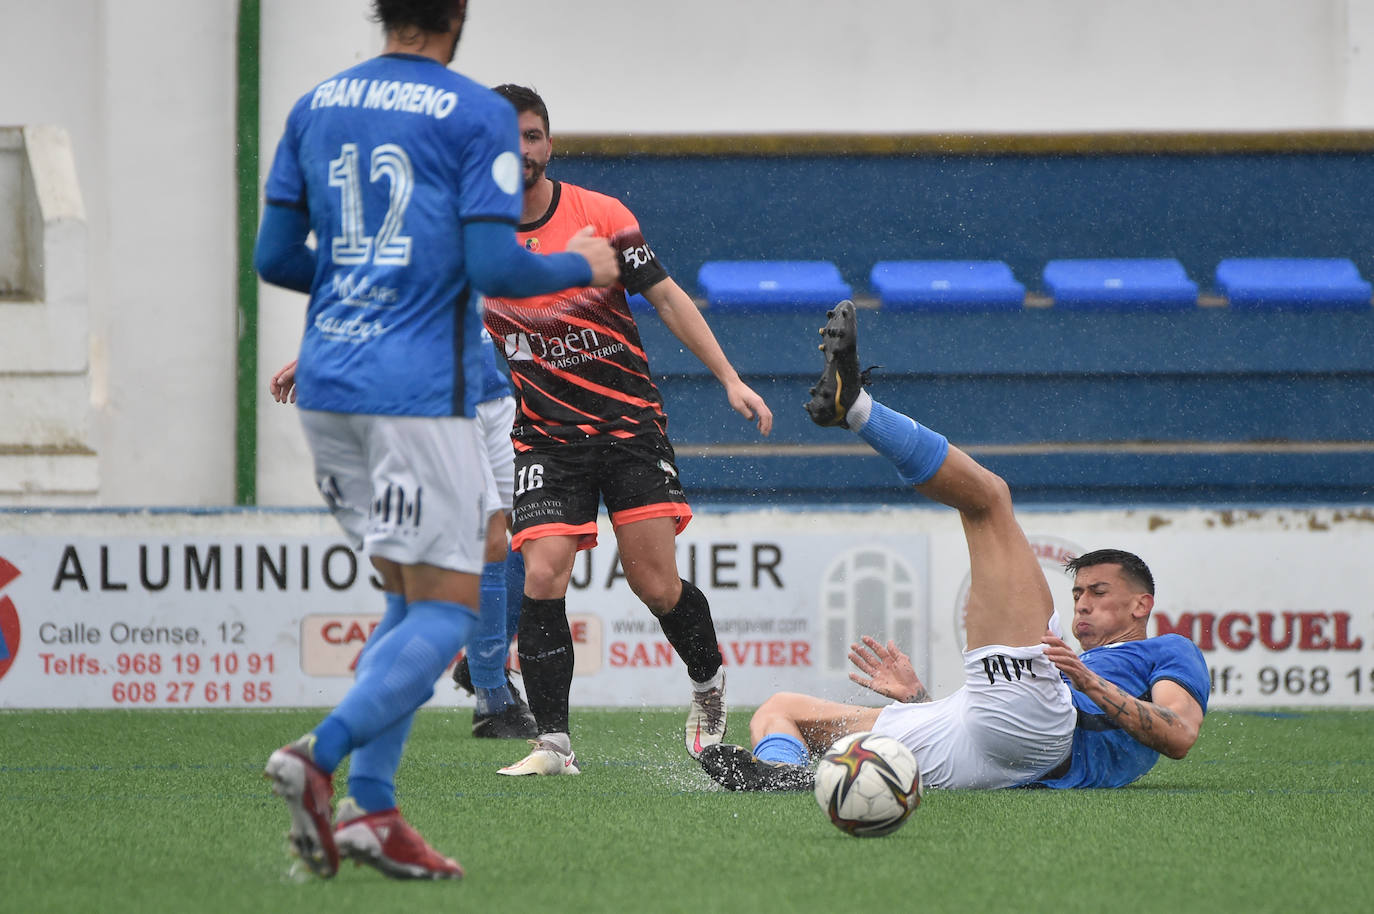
[
  {"x1": 556, "y1": 151, "x2": 1374, "y2": 297},
  {"x1": 551, "y1": 151, "x2": 1374, "y2": 506},
  {"x1": 634, "y1": 309, "x2": 1374, "y2": 505}
]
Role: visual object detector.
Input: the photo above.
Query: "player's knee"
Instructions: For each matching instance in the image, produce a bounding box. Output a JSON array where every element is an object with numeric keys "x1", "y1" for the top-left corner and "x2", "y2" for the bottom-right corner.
[
  {"x1": 751, "y1": 692, "x2": 801, "y2": 730},
  {"x1": 969, "y1": 467, "x2": 1014, "y2": 518},
  {"x1": 521, "y1": 561, "x2": 570, "y2": 599},
  {"x1": 632, "y1": 574, "x2": 682, "y2": 615},
  {"x1": 519, "y1": 540, "x2": 577, "y2": 596}
]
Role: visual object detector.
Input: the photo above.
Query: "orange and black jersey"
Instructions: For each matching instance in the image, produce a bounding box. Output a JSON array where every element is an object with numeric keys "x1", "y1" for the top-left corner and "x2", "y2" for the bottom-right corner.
[{"x1": 482, "y1": 181, "x2": 672, "y2": 447}]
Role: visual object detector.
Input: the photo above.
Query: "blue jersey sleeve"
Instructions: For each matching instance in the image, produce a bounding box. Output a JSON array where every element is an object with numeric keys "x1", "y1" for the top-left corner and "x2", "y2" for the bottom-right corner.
[
  {"x1": 477, "y1": 328, "x2": 512, "y2": 402},
  {"x1": 1149, "y1": 634, "x2": 1211, "y2": 713},
  {"x1": 455, "y1": 97, "x2": 523, "y2": 224},
  {"x1": 254, "y1": 203, "x2": 315, "y2": 293},
  {"x1": 263, "y1": 100, "x2": 308, "y2": 209},
  {"x1": 464, "y1": 221, "x2": 592, "y2": 297}
]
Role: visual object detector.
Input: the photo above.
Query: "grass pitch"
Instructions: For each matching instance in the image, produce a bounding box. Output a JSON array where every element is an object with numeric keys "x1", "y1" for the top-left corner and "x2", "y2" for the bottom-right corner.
[{"x1": 2, "y1": 707, "x2": 1369, "y2": 913}]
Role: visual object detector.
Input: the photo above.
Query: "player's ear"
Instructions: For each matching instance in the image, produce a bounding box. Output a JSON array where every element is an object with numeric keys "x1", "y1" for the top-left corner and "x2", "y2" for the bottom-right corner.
[{"x1": 1132, "y1": 591, "x2": 1154, "y2": 621}]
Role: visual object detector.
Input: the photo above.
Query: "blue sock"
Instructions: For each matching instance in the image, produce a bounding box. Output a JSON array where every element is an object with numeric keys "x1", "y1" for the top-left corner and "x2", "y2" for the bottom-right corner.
[
  {"x1": 504, "y1": 549, "x2": 526, "y2": 646},
  {"x1": 310, "y1": 591, "x2": 406, "y2": 772},
  {"x1": 312, "y1": 600, "x2": 476, "y2": 772},
  {"x1": 310, "y1": 718, "x2": 353, "y2": 774},
  {"x1": 476, "y1": 686, "x2": 512, "y2": 715},
  {"x1": 855, "y1": 399, "x2": 949, "y2": 485},
  {"x1": 470, "y1": 560, "x2": 512, "y2": 698},
  {"x1": 753, "y1": 733, "x2": 809, "y2": 767},
  {"x1": 347, "y1": 711, "x2": 413, "y2": 813},
  {"x1": 356, "y1": 591, "x2": 407, "y2": 669}
]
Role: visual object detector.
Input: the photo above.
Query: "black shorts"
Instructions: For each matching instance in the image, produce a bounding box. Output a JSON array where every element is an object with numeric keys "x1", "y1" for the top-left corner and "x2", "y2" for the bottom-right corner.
[{"x1": 509, "y1": 432, "x2": 692, "y2": 551}]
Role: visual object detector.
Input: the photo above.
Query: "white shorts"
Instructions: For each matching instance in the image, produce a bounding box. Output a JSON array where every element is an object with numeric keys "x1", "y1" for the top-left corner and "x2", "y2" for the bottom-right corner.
[
  {"x1": 299, "y1": 409, "x2": 493, "y2": 574},
  {"x1": 476, "y1": 396, "x2": 516, "y2": 515},
  {"x1": 873, "y1": 642, "x2": 1075, "y2": 790}
]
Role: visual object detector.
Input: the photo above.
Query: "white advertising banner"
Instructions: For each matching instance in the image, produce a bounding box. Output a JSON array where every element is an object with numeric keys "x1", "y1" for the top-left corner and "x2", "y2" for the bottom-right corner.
[{"x1": 0, "y1": 507, "x2": 1371, "y2": 710}]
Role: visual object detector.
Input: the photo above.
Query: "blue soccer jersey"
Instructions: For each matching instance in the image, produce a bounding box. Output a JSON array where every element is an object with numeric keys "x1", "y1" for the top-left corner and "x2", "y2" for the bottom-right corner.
[
  {"x1": 477, "y1": 324, "x2": 512, "y2": 404},
  {"x1": 263, "y1": 53, "x2": 522, "y2": 417},
  {"x1": 1033, "y1": 634, "x2": 1210, "y2": 789}
]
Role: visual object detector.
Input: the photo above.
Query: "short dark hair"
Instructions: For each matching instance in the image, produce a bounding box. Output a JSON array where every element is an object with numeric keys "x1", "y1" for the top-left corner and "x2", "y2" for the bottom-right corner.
[
  {"x1": 492, "y1": 84, "x2": 550, "y2": 136},
  {"x1": 1065, "y1": 549, "x2": 1155, "y2": 595},
  {"x1": 371, "y1": 0, "x2": 466, "y2": 34}
]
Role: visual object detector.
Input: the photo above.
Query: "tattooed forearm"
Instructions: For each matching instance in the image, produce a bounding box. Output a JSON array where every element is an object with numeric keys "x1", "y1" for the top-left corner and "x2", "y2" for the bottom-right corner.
[
  {"x1": 1096, "y1": 677, "x2": 1181, "y2": 750},
  {"x1": 1099, "y1": 688, "x2": 1136, "y2": 725},
  {"x1": 906, "y1": 685, "x2": 931, "y2": 704}
]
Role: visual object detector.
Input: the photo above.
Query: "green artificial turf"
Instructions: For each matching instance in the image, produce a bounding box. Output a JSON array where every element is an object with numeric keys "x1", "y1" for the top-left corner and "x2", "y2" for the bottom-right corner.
[{"x1": 1, "y1": 708, "x2": 1369, "y2": 912}]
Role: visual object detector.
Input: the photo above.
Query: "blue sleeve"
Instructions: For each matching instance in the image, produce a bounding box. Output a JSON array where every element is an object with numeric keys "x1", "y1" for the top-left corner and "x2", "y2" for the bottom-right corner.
[
  {"x1": 1152, "y1": 635, "x2": 1211, "y2": 712},
  {"x1": 455, "y1": 96, "x2": 523, "y2": 224},
  {"x1": 463, "y1": 220, "x2": 592, "y2": 298},
  {"x1": 263, "y1": 99, "x2": 307, "y2": 208},
  {"x1": 254, "y1": 203, "x2": 316, "y2": 293}
]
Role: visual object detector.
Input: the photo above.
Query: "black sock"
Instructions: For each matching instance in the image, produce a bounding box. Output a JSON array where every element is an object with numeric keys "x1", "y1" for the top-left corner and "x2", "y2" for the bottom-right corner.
[
  {"x1": 516, "y1": 596, "x2": 572, "y2": 734},
  {"x1": 654, "y1": 579, "x2": 723, "y2": 683}
]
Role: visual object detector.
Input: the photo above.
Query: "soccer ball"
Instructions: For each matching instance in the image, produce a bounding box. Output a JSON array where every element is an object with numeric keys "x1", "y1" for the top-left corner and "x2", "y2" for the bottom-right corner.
[{"x1": 814, "y1": 731, "x2": 922, "y2": 837}]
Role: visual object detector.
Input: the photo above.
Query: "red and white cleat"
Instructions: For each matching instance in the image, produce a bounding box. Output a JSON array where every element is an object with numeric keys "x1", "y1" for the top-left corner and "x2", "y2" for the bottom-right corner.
[
  {"x1": 334, "y1": 798, "x2": 463, "y2": 880},
  {"x1": 264, "y1": 737, "x2": 339, "y2": 878}
]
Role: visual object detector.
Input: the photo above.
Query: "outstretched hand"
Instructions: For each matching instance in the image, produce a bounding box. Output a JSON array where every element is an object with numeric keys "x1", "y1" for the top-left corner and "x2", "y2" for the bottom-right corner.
[{"x1": 848, "y1": 636, "x2": 928, "y2": 703}]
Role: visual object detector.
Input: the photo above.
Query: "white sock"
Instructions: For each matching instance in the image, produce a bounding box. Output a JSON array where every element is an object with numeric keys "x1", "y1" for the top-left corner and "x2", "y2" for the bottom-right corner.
[
  {"x1": 846, "y1": 388, "x2": 874, "y2": 431},
  {"x1": 539, "y1": 732, "x2": 571, "y2": 753}
]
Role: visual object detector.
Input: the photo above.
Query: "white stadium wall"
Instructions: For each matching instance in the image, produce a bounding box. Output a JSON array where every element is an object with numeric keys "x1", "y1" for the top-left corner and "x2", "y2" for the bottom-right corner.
[
  {"x1": 3, "y1": 506, "x2": 1372, "y2": 709},
  {"x1": 0, "y1": 1, "x2": 1373, "y2": 504},
  {"x1": 0, "y1": 0, "x2": 239, "y2": 507}
]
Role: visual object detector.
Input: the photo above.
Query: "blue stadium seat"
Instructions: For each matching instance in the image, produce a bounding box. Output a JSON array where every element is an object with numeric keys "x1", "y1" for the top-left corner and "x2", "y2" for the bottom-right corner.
[
  {"x1": 696, "y1": 260, "x2": 852, "y2": 310},
  {"x1": 870, "y1": 260, "x2": 1025, "y2": 310},
  {"x1": 1043, "y1": 258, "x2": 1198, "y2": 310},
  {"x1": 1215, "y1": 257, "x2": 1372, "y2": 310}
]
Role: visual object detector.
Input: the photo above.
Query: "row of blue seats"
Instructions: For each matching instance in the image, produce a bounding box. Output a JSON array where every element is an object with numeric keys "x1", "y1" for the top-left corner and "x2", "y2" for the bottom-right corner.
[{"x1": 687, "y1": 257, "x2": 1374, "y2": 311}]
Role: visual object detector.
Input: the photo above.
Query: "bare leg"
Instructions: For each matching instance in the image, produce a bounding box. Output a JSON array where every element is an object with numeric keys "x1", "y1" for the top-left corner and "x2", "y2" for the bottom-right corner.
[
  {"x1": 482, "y1": 510, "x2": 508, "y2": 564},
  {"x1": 617, "y1": 516, "x2": 722, "y2": 683},
  {"x1": 520, "y1": 534, "x2": 578, "y2": 600},
  {"x1": 394, "y1": 560, "x2": 479, "y2": 608},
  {"x1": 750, "y1": 693, "x2": 883, "y2": 755},
  {"x1": 698, "y1": 693, "x2": 881, "y2": 791},
  {"x1": 911, "y1": 445, "x2": 1053, "y2": 650},
  {"x1": 370, "y1": 556, "x2": 404, "y2": 595},
  {"x1": 808, "y1": 301, "x2": 1052, "y2": 650},
  {"x1": 616, "y1": 515, "x2": 727, "y2": 759},
  {"x1": 614, "y1": 516, "x2": 682, "y2": 612}
]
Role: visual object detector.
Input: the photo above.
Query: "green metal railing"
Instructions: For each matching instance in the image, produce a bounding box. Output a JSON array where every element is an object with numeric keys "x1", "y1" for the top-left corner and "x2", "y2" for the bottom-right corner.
[{"x1": 235, "y1": 0, "x2": 259, "y2": 505}]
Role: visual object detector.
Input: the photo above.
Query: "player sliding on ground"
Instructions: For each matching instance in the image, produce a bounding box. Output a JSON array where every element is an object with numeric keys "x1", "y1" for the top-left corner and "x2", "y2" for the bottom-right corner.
[{"x1": 698, "y1": 301, "x2": 1210, "y2": 792}]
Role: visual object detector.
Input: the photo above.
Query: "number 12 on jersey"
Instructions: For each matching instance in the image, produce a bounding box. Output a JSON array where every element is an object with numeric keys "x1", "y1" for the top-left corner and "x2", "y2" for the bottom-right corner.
[{"x1": 328, "y1": 142, "x2": 414, "y2": 267}]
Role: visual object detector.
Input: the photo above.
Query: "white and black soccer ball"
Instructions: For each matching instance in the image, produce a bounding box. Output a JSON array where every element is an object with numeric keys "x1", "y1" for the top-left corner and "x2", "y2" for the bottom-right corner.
[{"x1": 814, "y1": 731, "x2": 922, "y2": 837}]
